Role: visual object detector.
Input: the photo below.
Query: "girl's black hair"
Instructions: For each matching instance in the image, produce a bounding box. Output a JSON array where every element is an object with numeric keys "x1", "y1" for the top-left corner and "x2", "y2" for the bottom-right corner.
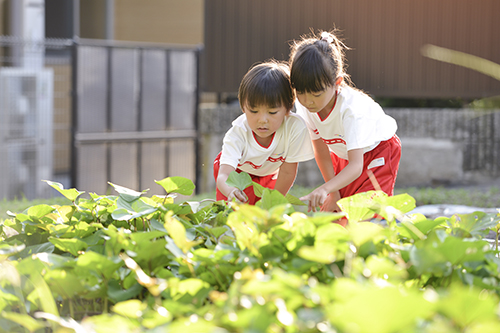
[
  {"x1": 289, "y1": 29, "x2": 351, "y2": 93},
  {"x1": 238, "y1": 60, "x2": 295, "y2": 111}
]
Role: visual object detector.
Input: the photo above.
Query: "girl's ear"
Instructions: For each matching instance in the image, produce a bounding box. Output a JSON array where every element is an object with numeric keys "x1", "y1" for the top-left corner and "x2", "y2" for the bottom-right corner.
[{"x1": 335, "y1": 77, "x2": 343, "y2": 86}]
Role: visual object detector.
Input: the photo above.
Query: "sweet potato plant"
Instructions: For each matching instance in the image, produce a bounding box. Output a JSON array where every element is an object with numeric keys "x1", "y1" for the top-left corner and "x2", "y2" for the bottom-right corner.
[{"x1": 1, "y1": 174, "x2": 500, "y2": 332}]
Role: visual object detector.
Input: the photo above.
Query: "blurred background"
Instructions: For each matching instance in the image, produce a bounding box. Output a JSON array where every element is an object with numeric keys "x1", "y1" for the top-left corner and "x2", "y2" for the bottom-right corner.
[{"x1": 0, "y1": 0, "x2": 499, "y2": 200}]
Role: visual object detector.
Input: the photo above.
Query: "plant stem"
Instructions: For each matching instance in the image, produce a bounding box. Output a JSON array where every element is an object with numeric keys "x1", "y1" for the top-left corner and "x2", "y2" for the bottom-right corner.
[{"x1": 69, "y1": 299, "x2": 75, "y2": 319}]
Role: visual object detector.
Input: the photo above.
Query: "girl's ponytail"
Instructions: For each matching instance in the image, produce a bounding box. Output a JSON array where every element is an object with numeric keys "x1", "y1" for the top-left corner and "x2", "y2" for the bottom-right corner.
[{"x1": 290, "y1": 28, "x2": 352, "y2": 92}]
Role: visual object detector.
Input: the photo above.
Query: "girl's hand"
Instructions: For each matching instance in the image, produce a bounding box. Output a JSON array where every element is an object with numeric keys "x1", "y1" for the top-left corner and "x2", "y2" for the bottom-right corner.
[
  {"x1": 300, "y1": 187, "x2": 329, "y2": 212},
  {"x1": 228, "y1": 188, "x2": 248, "y2": 203},
  {"x1": 320, "y1": 191, "x2": 341, "y2": 212}
]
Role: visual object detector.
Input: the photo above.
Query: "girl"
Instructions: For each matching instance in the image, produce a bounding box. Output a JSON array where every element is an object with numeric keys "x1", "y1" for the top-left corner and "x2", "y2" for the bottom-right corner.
[
  {"x1": 213, "y1": 60, "x2": 315, "y2": 204},
  {"x1": 289, "y1": 30, "x2": 401, "y2": 214}
]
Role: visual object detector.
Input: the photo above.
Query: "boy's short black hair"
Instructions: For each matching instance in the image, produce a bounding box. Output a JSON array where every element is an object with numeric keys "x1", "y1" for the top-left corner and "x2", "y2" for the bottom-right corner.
[{"x1": 238, "y1": 60, "x2": 295, "y2": 111}]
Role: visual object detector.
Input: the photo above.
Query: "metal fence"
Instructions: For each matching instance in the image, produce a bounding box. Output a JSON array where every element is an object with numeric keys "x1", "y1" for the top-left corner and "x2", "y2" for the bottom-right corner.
[{"x1": 0, "y1": 36, "x2": 201, "y2": 200}]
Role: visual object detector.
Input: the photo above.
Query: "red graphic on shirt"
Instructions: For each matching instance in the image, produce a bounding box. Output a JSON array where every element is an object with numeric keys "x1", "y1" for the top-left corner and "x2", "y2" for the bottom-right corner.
[
  {"x1": 268, "y1": 156, "x2": 286, "y2": 163},
  {"x1": 238, "y1": 156, "x2": 285, "y2": 169},
  {"x1": 322, "y1": 138, "x2": 346, "y2": 145}
]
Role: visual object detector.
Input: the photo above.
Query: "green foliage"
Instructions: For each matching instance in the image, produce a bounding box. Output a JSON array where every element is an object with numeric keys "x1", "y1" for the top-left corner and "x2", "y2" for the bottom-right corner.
[{"x1": 2, "y1": 176, "x2": 500, "y2": 332}]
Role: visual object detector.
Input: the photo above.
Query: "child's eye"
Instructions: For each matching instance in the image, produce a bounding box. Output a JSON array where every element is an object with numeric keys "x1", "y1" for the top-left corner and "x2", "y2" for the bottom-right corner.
[
  {"x1": 312, "y1": 92, "x2": 323, "y2": 97},
  {"x1": 269, "y1": 111, "x2": 278, "y2": 115}
]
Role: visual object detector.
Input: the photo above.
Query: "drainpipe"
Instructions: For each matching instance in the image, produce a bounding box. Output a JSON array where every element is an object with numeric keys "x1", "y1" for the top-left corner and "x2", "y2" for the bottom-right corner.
[{"x1": 105, "y1": 0, "x2": 114, "y2": 40}]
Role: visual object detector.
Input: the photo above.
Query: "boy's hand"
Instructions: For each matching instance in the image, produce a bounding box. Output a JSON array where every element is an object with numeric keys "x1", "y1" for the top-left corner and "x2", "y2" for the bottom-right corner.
[
  {"x1": 228, "y1": 188, "x2": 248, "y2": 203},
  {"x1": 300, "y1": 187, "x2": 329, "y2": 212}
]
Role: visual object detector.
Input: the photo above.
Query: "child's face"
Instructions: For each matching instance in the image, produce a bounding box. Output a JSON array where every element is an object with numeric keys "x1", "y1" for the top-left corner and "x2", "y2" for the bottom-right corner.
[
  {"x1": 242, "y1": 104, "x2": 288, "y2": 146},
  {"x1": 296, "y1": 78, "x2": 342, "y2": 115},
  {"x1": 296, "y1": 84, "x2": 337, "y2": 115}
]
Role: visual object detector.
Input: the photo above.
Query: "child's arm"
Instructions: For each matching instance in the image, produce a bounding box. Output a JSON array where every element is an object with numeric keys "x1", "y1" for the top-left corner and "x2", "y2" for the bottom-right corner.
[
  {"x1": 273, "y1": 162, "x2": 298, "y2": 196},
  {"x1": 216, "y1": 164, "x2": 249, "y2": 203},
  {"x1": 310, "y1": 139, "x2": 342, "y2": 212},
  {"x1": 301, "y1": 148, "x2": 364, "y2": 212}
]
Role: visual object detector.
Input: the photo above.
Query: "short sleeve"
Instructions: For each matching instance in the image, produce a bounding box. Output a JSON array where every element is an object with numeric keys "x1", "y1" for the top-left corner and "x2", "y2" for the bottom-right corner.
[
  {"x1": 294, "y1": 102, "x2": 321, "y2": 140},
  {"x1": 284, "y1": 115, "x2": 315, "y2": 163},
  {"x1": 219, "y1": 127, "x2": 246, "y2": 169}
]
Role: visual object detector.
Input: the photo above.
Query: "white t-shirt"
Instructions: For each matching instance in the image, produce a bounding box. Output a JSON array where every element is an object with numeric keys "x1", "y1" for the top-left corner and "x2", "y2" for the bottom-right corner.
[
  {"x1": 295, "y1": 86, "x2": 397, "y2": 160},
  {"x1": 219, "y1": 113, "x2": 315, "y2": 177}
]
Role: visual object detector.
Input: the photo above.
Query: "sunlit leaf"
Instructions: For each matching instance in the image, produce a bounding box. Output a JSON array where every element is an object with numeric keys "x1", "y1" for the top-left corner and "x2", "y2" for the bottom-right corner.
[
  {"x1": 49, "y1": 237, "x2": 88, "y2": 256},
  {"x1": 348, "y1": 222, "x2": 385, "y2": 248},
  {"x1": 109, "y1": 182, "x2": 148, "y2": 202},
  {"x1": 257, "y1": 189, "x2": 289, "y2": 210},
  {"x1": 438, "y1": 284, "x2": 499, "y2": 327},
  {"x1": 164, "y1": 212, "x2": 202, "y2": 253},
  {"x1": 155, "y1": 177, "x2": 195, "y2": 196},
  {"x1": 43, "y1": 180, "x2": 84, "y2": 202},
  {"x1": 328, "y1": 283, "x2": 433, "y2": 333},
  {"x1": 112, "y1": 300, "x2": 145, "y2": 318},
  {"x1": 80, "y1": 313, "x2": 139, "y2": 332},
  {"x1": 76, "y1": 251, "x2": 122, "y2": 280},
  {"x1": 225, "y1": 171, "x2": 253, "y2": 191},
  {"x1": 26, "y1": 270, "x2": 59, "y2": 316},
  {"x1": 337, "y1": 191, "x2": 384, "y2": 223},
  {"x1": 45, "y1": 269, "x2": 85, "y2": 299},
  {"x1": 26, "y1": 204, "x2": 56, "y2": 219},
  {"x1": 285, "y1": 192, "x2": 307, "y2": 206}
]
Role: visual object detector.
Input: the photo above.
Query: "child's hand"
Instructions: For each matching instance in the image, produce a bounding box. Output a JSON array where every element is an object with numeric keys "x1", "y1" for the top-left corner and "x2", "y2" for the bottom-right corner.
[
  {"x1": 228, "y1": 188, "x2": 248, "y2": 203},
  {"x1": 300, "y1": 188, "x2": 329, "y2": 212},
  {"x1": 320, "y1": 192, "x2": 341, "y2": 212}
]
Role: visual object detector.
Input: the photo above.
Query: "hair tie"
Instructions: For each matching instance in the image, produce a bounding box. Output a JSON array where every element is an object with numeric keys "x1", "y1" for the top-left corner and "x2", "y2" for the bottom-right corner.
[{"x1": 320, "y1": 32, "x2": 334, "y2": 44}]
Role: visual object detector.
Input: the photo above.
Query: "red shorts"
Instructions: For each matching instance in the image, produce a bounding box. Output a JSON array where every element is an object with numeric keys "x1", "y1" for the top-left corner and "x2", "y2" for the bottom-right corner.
[
  {"x1": 213, "y1": 152, "x2": 277, "y2": 205},
  {"x1": 332, "y1": 135, "x2": 401, "y2": 198}
]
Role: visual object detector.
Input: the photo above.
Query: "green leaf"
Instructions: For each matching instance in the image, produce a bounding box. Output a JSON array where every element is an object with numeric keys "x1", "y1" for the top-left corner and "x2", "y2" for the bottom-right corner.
[
  {"x1": 438, "y1": 284, "x2": 499, "y2": 327},
  {"x1": 80, "y1": 314, "x2": 139, "y2": 332},
  {"x1": 76, "y1": 251, "x2": 123, "y2": 280},
  {"x1": 26, "y1": 270, "x2": 59, "y2": 316},
  {"x1": 257, "y1": 188, "x2": 289, "y2": 210},
  {"x1": 109, "y1": 182, "x2": 148, "y2": 202},
  {"x1": 164, "y1": 212, "x2": 202, "y2": 253},
  {"x1": 0, "y1": 312, "x2": 45, "y2": 332},
  {"x1": 0, "y1": 243, "x2": 26, "y2": 259},
  {"x1": 49, "y1": 237, "x2": 88, "y2": 256},
  {"x1": 45, "y1": 269, "x2": 86, "y2": 299},
  {"x1": 226, "y1": 171, "x2": 253, "y2": 191},
  {"x1": 285, "y1": 192, "x2": 307, "y2": 206},
  {"x1": 112, "y1": 299, "x2": 147, "y2": 318},
  {"x1": 252, "y1": 181, "x2": 265, "y2": 197},
  {"x1": 26, "y1": 204, "x2": 56, "y2": 219},
  {"x1": 337, "y1": 191, "x2": 383, "y2": 223},
  {"x1": 328, "y1": 283, "x2": 433, "y2": 333},
  {"x1": 43, "y1": 180, "x2": 84, "y2": 202},
  {"x1": 155, "y1": 177, "x2": 195, "y2": 195},
  {"x1": 108, "y1": 280, "x2": 144, "y2": 304},
  {"x1": 348, "y1": 222, "x2": 385, "y2": 248},
  {"x1": 448, "y1": 211, "x2": 500, "y2": 237}
]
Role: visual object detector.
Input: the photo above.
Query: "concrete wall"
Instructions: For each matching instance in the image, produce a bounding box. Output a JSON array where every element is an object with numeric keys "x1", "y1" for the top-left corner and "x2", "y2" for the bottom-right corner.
[{"x1": 199, "y1": 105, "x2": 500, "y2": 193}]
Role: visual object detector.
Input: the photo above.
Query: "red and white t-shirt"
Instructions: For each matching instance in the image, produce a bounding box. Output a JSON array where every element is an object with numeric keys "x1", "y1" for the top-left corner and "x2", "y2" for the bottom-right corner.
[
  {"x1": 219, "y1": 113, "x2": 315, "y2": 177},
  {"x1": 295, "y1": 86, "x2": 397, "y2": 160}
]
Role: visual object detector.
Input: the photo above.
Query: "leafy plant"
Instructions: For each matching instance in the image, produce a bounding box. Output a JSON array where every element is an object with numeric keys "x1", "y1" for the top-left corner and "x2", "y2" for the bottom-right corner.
[{"x1": 1, "y1": 175, "x2": 500, "y2": 332}]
